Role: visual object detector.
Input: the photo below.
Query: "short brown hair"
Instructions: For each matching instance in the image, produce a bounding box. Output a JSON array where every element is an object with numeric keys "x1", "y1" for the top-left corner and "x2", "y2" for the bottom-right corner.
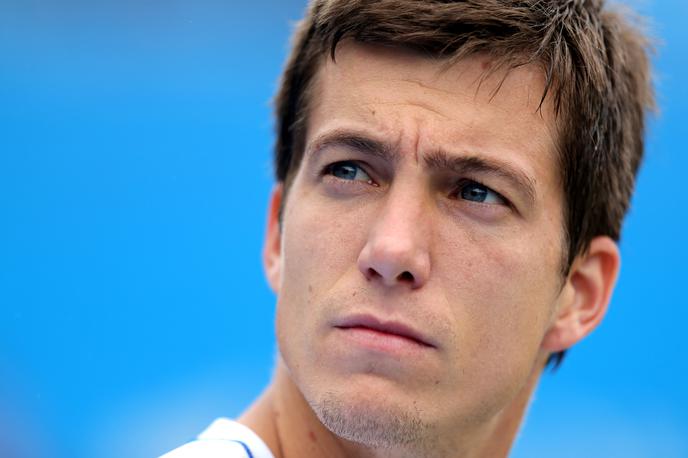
[{"x1": 272, "y1": 0, "x2": 654, "y2": 367}]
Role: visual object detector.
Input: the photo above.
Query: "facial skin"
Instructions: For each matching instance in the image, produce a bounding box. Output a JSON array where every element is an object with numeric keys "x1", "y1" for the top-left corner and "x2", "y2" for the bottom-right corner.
[{"x1": 260, "y1": 42, "x2": 620, "y2": 458}]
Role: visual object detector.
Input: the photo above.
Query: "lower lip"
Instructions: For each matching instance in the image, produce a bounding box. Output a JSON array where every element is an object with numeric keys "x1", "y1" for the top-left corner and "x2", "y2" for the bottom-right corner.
[{"x1": 334, "y1": 326, "x2": 432, "y2": 355}]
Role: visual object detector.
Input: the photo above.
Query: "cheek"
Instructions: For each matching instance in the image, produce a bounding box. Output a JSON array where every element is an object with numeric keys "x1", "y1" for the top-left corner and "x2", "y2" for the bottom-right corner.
[
  {"x1": 436, "y1": 223, "x2": 562, "y2": 375},
  {"x1": 281, "y1": 211, "x2": 360, "y2": 298},
  {"x1": 275, "y1": 190, "x2": 370, "y2": 349}
]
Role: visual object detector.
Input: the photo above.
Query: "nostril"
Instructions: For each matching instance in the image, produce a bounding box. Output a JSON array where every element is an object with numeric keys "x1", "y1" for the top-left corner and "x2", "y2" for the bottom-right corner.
[
  {"x1": 366, "y1": 268, "x2": 381, "y2": 280},
  {"x1": 397, "y1": 271, "x2": 414, "y2": 283}
]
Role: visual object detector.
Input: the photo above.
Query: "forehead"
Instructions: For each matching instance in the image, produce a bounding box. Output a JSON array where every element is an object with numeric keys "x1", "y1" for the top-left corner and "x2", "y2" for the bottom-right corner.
[{"x1": 317, "y1": 41, "x2": 550, "y2": 109}]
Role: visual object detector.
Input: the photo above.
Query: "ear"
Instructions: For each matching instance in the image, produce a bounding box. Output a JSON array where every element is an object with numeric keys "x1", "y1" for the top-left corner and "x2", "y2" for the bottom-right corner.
[
  {"x1": 262, "y1": 184, "x2": 284, "y2": 293},
  {"x1": 541, "y1": 236, "x2": 621, "y2": 353}
]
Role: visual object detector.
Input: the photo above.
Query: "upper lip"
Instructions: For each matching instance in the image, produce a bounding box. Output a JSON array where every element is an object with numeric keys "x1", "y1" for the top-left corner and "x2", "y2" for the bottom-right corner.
[{"x1": 333, "y1": 313, "x2": 437, "y2": 348}]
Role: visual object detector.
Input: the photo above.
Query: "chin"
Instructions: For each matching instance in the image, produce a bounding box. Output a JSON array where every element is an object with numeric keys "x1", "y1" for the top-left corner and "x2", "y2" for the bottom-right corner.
[{"x1": 306, "y1": 378, "x2": 434, "y2": 449}]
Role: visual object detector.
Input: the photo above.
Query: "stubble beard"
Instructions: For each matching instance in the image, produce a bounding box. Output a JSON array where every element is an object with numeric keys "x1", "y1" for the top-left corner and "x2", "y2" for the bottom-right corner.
[{"x1": 310, "y1": 389, "x2": 435, "y2": 453}]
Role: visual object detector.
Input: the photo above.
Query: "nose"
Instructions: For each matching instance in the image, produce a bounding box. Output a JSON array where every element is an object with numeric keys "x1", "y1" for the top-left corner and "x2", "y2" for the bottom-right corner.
[{"x1": 357, "y1": 187, "x2": 431, "y2": 289}]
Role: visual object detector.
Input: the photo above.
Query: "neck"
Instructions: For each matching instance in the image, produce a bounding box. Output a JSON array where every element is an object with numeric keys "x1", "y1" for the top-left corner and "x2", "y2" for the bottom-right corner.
[{"x1": 238, "y1": 357, "x2": 545, "y2": 458}]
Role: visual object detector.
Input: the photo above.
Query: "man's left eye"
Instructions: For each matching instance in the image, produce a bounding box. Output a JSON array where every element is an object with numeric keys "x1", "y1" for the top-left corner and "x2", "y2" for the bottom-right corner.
[
  {"x1": 326, "y1": 161, "x2": 373, "y2": 183},
  {"x1": 457, "y1": 180, "x2": 506, "y2": 205}
]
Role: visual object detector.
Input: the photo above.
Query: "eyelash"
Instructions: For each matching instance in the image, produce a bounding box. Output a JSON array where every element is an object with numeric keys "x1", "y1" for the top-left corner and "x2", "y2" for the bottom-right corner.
[
  {"x1": 451, "y1": 178, "x2": 509, "y2": 206},
  {"x1": 322, "y1": 161, "x2": 509, "y2": 207},
  {"x1": 322, "y1": 161, "x2": 378, "y2": 186}
]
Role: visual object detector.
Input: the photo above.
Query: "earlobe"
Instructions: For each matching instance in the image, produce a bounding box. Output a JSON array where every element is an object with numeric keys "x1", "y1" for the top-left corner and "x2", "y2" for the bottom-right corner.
[
  {"x1": 541, "y1": 236, "x2": 621, "y2": 353},
  {"x1": 262, "y1": 184, "x2": 284, "y2": 293}
]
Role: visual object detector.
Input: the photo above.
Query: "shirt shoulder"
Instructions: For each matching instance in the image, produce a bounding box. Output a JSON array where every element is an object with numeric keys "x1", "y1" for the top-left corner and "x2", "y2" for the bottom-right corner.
[
  {"x1": 159, "y1": 418, "x2": 275, "y2": 458},
  {"x1": 159, "y1": 439, "x2": 255, "y2": 458}
]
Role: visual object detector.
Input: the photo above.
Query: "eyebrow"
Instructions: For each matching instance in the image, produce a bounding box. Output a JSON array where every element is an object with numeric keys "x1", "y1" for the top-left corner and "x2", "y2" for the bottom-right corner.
[
  {"x1": 307, "y1": 130, "x2": 537, "y2": 205},
  {"x1": 424, "y1": 150, "x2": 537, "y2": 205},
  {"x1": 306, "y1": 130, "x2": 400, "y2": 164}
]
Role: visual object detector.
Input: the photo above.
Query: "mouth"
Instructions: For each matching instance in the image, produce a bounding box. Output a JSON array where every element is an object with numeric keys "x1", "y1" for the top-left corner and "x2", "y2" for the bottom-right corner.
[{"x1": 333, "y1": 313, "x2": 436, "y2": 349}]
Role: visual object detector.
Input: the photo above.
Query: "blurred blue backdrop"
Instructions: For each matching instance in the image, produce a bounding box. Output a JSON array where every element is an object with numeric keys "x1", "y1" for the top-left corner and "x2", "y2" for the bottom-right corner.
[{"x1": 0, "y1": 1, "x2": 685, "y2": 457}]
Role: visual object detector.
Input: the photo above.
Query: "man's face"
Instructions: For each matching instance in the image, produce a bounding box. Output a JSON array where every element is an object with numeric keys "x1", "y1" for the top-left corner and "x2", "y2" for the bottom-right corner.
[{"x1": 267, "y1": 42, "x2": 569, "y2": 448}]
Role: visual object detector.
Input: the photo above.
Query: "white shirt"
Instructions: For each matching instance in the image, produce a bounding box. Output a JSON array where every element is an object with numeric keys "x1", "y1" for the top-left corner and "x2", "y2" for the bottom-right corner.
[{"x1": 160, "y1": 418, "x2": 275, "y2": 458}]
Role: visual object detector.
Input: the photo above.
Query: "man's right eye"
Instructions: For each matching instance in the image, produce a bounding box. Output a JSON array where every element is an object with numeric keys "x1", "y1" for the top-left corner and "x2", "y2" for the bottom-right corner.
[{"x1": 325, "y1": 161, "x2": 375, "y2": 184}]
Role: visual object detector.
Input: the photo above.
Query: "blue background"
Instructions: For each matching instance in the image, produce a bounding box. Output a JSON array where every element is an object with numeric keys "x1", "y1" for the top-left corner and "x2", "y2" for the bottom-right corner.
[{"x1": 1, "y1": 1, "x2": 685, "y2": 457}]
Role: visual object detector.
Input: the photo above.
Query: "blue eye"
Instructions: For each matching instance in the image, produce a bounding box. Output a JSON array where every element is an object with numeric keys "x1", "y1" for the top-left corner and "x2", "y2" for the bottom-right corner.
[
  {"x1": 459, "y1": 181, "x2": 505, "y2": 205},
  {"x1": 327, "y1": 161, "x2": 373, "y2": 183}
]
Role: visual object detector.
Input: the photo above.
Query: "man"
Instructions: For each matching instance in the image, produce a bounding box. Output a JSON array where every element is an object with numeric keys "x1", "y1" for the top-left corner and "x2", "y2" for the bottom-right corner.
[{"x1": 163, "y1": 0, "x2": 654, "y2": 457}]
